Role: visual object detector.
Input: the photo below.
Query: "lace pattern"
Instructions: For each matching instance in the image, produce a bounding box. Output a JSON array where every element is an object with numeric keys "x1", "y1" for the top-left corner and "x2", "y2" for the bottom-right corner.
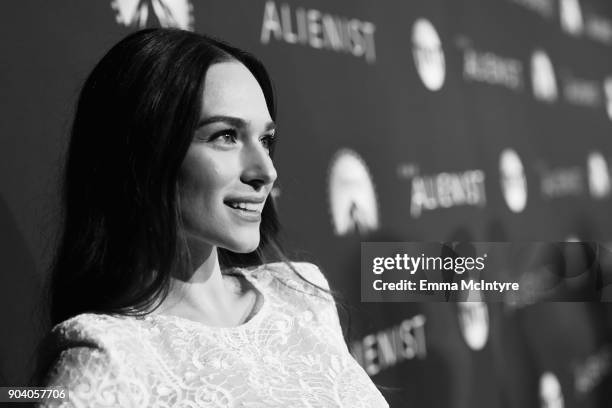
[{"x1": 39, "y1": 262, "x2": 389, "y2": 407}]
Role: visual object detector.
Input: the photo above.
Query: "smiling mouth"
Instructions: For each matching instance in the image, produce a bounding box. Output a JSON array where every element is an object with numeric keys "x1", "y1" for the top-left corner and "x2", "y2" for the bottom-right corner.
[
  {"x1": 224, "y1": 200, "x2": 264, "y2": 222},
  {"x1": 224, "y1": 201, "x2": 262, "y2": 213}
]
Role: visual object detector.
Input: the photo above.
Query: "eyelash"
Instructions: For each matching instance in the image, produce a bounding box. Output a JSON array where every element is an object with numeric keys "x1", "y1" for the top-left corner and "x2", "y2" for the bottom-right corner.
[
  {"x1": 209, "y1": 129, "x2": 238, "y2": 144},
  {"x1": 260, "y1": 134, "x2": 277, "y2": 150},
  {"x1": 209, "y1": 129, "x2": 277, "y2": 151}
]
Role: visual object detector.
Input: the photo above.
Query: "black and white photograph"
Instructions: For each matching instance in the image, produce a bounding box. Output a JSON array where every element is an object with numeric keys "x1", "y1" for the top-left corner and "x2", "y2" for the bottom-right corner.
[{"x1": 1, "y1": 1, "x2": 612, "y2": 407}]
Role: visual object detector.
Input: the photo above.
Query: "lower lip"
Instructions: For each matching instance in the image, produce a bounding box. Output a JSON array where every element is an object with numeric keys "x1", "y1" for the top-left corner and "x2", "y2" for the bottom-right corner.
[{"x1": 226, "y1": 205, "x2": 262, "y2": 222}]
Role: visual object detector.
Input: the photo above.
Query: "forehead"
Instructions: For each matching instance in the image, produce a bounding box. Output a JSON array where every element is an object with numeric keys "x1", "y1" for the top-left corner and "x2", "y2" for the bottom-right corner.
[{"x1": 201, "y1": 61, "x2": 271, "y2": 120}]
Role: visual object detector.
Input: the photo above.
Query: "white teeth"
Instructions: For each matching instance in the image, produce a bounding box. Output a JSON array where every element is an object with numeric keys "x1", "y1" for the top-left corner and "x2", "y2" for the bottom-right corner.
[{"x1": 228, "y1": 202, "x2": 259, "y2": 212}]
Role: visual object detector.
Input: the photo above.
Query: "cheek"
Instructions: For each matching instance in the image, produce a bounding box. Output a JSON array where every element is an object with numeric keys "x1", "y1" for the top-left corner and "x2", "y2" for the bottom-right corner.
[{"x1": 178, "y1": 149, "x2": 234, "y2": 210}]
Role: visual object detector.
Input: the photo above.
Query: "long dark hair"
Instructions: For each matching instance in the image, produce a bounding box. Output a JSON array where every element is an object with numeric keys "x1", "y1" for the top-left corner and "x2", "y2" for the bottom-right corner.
[{"x1": 48, "y1": 28, "x2": 290, "y2": 327}]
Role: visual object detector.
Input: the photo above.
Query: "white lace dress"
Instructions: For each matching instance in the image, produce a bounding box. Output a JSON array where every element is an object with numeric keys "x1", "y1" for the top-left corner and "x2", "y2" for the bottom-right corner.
[{"x1": 39, "y1": 262, "x2": 389, "y2": 407}]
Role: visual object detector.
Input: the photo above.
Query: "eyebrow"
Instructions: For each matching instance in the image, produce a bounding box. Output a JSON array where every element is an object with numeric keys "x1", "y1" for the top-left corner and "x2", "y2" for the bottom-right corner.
[{"x1": 196, "y1": 115, "x2": 276, "y2": 132}]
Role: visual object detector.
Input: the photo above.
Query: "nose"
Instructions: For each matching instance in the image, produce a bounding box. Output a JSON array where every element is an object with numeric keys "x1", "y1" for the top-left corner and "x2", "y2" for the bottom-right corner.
[{"x1": 240, "y1": 142, "x2": 278, "y2": 190}]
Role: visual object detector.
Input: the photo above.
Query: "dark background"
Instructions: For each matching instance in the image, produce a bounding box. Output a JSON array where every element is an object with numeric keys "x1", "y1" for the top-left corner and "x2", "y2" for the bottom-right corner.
[{"x1": 2, "y1": 1, "x2": 612, "y2": 407}]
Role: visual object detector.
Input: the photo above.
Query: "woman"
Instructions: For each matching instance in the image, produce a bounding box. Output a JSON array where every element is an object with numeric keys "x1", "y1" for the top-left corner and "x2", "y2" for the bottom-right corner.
[{"x1": 37, "y1": 29, "x2": 388, "y2": 407}]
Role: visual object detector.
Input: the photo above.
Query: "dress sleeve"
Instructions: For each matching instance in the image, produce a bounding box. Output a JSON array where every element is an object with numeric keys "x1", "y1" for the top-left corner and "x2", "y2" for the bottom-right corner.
[
  {"x1": 38, "y1": 346, "x2": 136, "y2": 408},
  {"x1": 292, "y1": 262, "x2": 349, "y2": 351}
]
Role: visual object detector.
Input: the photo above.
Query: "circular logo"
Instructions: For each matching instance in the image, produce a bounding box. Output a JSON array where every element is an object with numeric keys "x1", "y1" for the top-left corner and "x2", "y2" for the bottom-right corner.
[
  {"x1": 604, "y1": 77, "x2": 612, "y2": 121},
  {"x1": 587, "y1": 152, "x2": 611, "y2": 198},
  {"x1": 412, "y1": 18, "x2": 445, "y2": 91},
  {"x1": 500, "y1": 149, "x2": 528, "y2": 213},
  {"x1": 559, "y1": 0, "x2": 583, "y2": 36},
  {"x1": 539, "y1": 372, "x2": 564, "y2": 408},
  {"x1": 328, "y1": 149, "x2": 379, "y2": 236},
  {"x1": 531, "y1": 50, "x2": 558, "y2": 103},
  {"x1": 457, "y1": 301, "x2": 489, "y2": 351},
  {"x1": 111, "y1": 0, "x2": 194, "y2": 31}
]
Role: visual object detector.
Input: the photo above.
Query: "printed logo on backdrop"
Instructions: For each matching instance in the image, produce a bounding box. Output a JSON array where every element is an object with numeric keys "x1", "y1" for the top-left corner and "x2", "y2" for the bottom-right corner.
[
  {"x1": 260, "y1": 1, "x2": 376, "y2": 63},
  {"x1": 574, "y1": 346, "x2": 612, "y2": 395},
  {"x1": 411, "y1": 18, "x2": 445, "y2": 91},
  {"x1": 111, "y1": 0, "x2": 194, "y2": 30},
  {"x1": 328, "y1": 149, "x2": 379, "y2": 236},
  {"x1": 559, "y1": 0, "x2": 583, "y2": 36},
  {"x1": 350, "y1": 315, "x2": 427, "y2": 376},
  {"x1": 458, "y1": 36, "x2": 524, "y2": 91},
  {"x1": 604, "y1": 77, "x2": 612, "y2": 121},
  {"x1": 587, "y1": 152, "x2": 611, "y2": 199},
  {"x1": 537, "y1": 162, "x2": 585, "y2": 198},
  {"x1": 499, "y1": 149, "x2": 528, "y2": 213},
  {"x1": 457, "y1": 301, "x2": 489, "y2": 351},
  {"x1": 561, "y1": 71, "x2": 602, "y2": 108},
  {"x1": 539, "y1": 372, "x2": 564, "y2": 408},
  {"x1": 531, "y1": 50, "x2": 558, "y2": 102},
  {"x1": 584, "y1": 14, "x2": 612, "y2": 45},
  {"x1": 556, "y1": 0, "x2": 612, "y2": 44},
  {"x1": 397, "y1": 164, "x2": 486, "y2": 218}
]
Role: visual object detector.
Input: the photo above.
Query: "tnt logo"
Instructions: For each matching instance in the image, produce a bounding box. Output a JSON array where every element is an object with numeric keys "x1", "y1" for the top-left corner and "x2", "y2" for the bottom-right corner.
[{"x1": 412, "y1": 18, "x2": 445, "y2": 91}]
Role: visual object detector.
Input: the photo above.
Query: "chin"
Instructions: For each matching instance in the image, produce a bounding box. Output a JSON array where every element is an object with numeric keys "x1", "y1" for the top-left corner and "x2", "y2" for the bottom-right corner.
[{"x1": 225, "y1": 235, "x2": 261, "y2": 254}]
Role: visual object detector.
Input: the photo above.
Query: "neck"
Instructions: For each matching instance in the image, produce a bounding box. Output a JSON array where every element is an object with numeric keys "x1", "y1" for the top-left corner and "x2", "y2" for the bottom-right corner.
[
  {"x1": 176, "y1": 238, "x2": 220, "y2": 283},
  {"x1": 158, "y1": 239, "x2": 235, "y2": 317}
]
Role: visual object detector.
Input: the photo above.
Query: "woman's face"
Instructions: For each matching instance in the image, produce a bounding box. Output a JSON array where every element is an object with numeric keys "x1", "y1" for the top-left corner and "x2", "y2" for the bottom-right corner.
[{"x1": 178, "y1": 61, "x2": 277, "y2": 254}]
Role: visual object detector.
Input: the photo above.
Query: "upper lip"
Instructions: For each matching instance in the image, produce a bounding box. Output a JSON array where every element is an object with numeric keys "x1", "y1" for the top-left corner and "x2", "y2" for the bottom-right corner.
[{"x1": 224, "y1": 196, "x2": 267, "y2": 204}]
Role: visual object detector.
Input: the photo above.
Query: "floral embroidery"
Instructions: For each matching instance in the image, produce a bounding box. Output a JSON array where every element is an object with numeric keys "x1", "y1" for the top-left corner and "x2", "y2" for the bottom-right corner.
[{"x1": 39, "y1": 262, "x2": 388, "y2": 408}]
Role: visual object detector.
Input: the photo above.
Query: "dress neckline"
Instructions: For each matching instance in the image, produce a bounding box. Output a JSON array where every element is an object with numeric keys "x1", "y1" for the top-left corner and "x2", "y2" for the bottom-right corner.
[{"x1": 146, "y1": 264, "x2": 269, "y2": 331}]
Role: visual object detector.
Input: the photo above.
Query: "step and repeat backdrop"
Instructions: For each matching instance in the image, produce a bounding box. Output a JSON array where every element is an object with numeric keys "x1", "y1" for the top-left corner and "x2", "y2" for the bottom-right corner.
[{"x1": 2, "y1": 0, "x2": 612, "y2": 407}]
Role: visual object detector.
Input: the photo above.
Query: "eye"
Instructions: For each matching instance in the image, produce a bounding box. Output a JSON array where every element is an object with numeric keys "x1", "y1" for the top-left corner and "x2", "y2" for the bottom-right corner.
[
  {"x1": 209, "y1": 129, "x2": 238, "y2": 144},
  {"x1": 260, "y1": 133, "x2": 277, "y2": 152}
]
